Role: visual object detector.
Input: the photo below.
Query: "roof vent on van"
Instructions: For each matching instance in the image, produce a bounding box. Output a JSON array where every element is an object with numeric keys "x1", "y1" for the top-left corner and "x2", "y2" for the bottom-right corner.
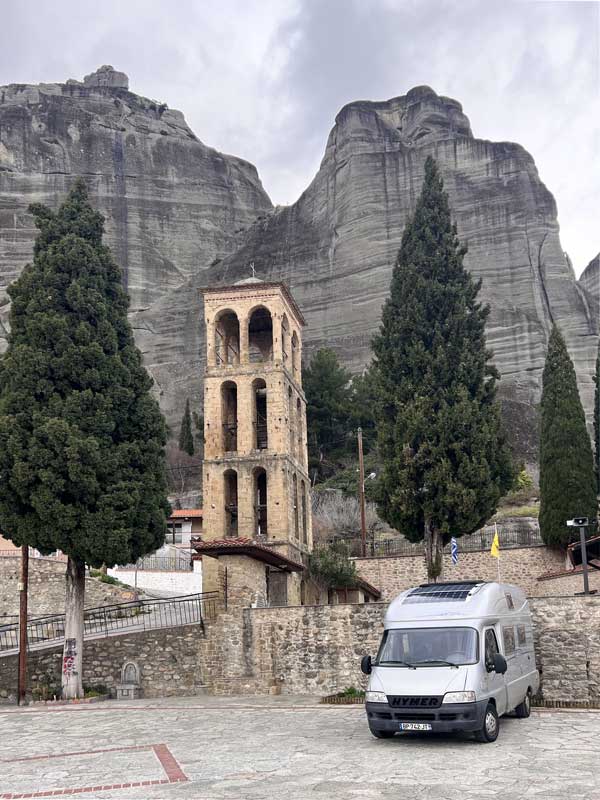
[{"x1": 403, "y1": 582, "x2": 484, "y2": 604}]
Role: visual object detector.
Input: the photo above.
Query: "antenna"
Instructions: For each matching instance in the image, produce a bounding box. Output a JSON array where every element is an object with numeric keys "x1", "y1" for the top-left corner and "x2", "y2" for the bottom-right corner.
[{"x1": 249, "y1": 261, "x2": 256, "y2": 279}]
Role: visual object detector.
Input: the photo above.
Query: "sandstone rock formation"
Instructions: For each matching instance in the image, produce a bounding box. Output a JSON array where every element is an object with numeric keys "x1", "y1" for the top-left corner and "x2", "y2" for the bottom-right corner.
[
  {"x1": 0, "y1": 73, "x2": 597, "y2": 464},
  {"x1": 142, "y1": 86, "x2": 598, "y2": 462},
  {"x1": 579, "y1": 254, "x2": 599, "y2": 299},
  {"x1": 0, "y1": 66, "x2": 272, "y2": 431}
]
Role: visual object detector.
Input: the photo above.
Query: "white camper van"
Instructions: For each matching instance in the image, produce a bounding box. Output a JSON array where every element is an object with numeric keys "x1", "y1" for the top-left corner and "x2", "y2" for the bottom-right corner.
[{"x1": 361, "y1": 581, "x2": 539, "y2": 743}]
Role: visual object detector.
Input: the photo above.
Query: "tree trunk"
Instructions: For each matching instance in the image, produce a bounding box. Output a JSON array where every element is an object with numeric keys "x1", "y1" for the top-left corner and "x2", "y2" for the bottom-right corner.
[
  {"x1": 424, "y1": 518, "x2": 444, "y2": 583},
  {"x1": 61, "y1": 556, "x2": 85, "y2": 699}
]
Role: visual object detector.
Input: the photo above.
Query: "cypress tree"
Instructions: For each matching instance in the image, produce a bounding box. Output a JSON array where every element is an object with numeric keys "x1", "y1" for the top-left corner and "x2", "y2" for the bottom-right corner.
[
  {"x1": 594, "y1": 342, "x2": 600, "y2": 493},
  {"x1": 372, "y1": 157, "x2": 513, "y2": 579},
  {"x1": 179, "y1": 398, "x2": 194, "y2": 456},
  {"x1": 0, "y1": 180, "x2": 170, "y2": 698},
  {"x1": 539, "y1": 325, "x2": 596, "y2": 545},
  {"x1": 303, "y1": 348, "x2": 353, "y2": 471}
]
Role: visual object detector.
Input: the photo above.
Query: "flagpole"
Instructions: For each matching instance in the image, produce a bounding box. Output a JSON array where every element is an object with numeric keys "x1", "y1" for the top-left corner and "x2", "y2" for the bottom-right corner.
[{"x1": 495, "y1": 522, "x2": 501, "y2": 583}]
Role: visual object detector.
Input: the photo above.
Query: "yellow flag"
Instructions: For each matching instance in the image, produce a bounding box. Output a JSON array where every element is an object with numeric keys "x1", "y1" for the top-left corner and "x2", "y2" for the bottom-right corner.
[{"x1": 491, "y1": 531, "x2": 500, "y2": 558}]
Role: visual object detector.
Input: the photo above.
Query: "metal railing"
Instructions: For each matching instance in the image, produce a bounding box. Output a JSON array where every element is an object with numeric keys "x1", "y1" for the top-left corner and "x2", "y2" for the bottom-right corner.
[
  {"x1": 0, "y1": 548, "x2": 66, "y2": 561},
  {"x1": 0, "y1": 592, "x2": 220, "y2": 654},
  {"x1": 115, "y1": 554, "x2": 194, "y2": 572},
  {"x1": 346, "y1": 525, "x2": 543, "y2": 559}
]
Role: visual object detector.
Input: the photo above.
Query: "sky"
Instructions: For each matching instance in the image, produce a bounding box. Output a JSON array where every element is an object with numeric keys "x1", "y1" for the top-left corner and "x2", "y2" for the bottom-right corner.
[{"x1": 1, "y1": 0, "x2": 598, "y2": 275}]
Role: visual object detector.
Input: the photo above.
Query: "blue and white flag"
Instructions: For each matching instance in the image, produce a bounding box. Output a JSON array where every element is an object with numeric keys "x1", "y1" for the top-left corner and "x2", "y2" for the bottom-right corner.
[{"x1": 450, "y1": 537, "x2": 458, "y2": 565}]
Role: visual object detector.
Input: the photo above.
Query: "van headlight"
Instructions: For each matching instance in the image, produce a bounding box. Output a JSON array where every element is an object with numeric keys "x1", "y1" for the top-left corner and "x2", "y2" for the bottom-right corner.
[
  {"x1": 442, "y1": 691, "x2": 476, "y2": 704},
  {"x1": 365, "y1": 691, "x2": 387, "y2": 703}
]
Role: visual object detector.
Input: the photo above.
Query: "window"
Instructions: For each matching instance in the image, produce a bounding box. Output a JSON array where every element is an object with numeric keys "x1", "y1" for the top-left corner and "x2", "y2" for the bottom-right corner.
[
  {"x1": 214, "y1": 310, "x2": 240, "y2": 366},
  {"x1": 221, "y1": 381, "x2": 238, "y2": 452},
  {"x1": 517, "y1": 625, "x2": 527, "y2": 646},
  {"x1": 167, "y1": 523, "x2": 182, "y2": 544},
  {"x1": 484, "y1": 628, "x2": 499, "y2": 671},
  {"x1": 376, "y1": 627, "x2": 479, "y2": 667},
  {"x1": 502, "y1": 626, "x2": 516, "y2": 655},
  {"x1": 253, "y1": 379, "x2": 268, "y2": 449}
]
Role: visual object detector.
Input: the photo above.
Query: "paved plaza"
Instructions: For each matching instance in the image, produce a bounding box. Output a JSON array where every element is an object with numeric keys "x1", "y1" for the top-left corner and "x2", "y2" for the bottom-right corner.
[{"x1": 1, "y1": 696, "x2": 599, "y2": 799}]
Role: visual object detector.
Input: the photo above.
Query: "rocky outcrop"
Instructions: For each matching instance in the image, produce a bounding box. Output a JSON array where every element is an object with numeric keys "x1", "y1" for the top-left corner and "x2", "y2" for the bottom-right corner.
[
  {"x1": 0, "y1": 66, "x2": 272, "y2": 428},
  {"x1": 0, "y1": 74, "x2": 596, "y2": 462},
  {"x1": 579, "y1": 254, "x2": 599, "y2": 299},
  {"x1": 144, "y1": 86, "x2": 598, "y2": 461}
]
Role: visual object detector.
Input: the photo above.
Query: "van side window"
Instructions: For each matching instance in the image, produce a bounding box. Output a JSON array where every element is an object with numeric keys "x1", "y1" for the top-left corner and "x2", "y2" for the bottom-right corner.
[
  {"x1": 484, "y1": 629, "x2": 499, "y2": 671},
  {"x1": 503, "y1": 626, "x2": 516, "y2": 655},
  {"x1": 517, "y1": 625, "x2": 527, "y2": 646}
]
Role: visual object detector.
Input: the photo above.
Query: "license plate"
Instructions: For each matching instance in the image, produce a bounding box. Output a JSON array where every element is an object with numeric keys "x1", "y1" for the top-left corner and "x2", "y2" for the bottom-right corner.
[{"x1": 399, "y1": 722, "x2": 432, "y2": 731}]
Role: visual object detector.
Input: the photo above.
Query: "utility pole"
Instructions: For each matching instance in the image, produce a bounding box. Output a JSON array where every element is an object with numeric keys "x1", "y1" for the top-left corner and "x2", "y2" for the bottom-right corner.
[
  {"x1": 18, "y1": 545, "x2": 29, "y2": 705},
  {"x1": 579, "y1": 524, "x2": 590, "y2": 596},
  {"x1": 358, "y1": 427, "x2": 367, "y2": 558}
]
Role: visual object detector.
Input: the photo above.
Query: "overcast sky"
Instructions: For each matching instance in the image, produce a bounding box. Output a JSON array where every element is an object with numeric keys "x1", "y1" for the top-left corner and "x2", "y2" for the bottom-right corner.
[{"x1": 1, "y1": 0, "x2": 598, "y2": 274}]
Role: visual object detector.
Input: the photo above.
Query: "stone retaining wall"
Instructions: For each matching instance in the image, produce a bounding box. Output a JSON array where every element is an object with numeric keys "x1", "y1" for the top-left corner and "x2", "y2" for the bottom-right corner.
[
  {"x1": 354, "y1": 546, "x2": 567, "y2": 600},
  {"x1": 2, "y1": 594, "x2": 599, "y2": 706},
  {"x1": 0, "y1": 557, "x2": 137, "y2": 618},
  {"x1": 0, "y1": 624, "x2": 208, "y2": 701}
]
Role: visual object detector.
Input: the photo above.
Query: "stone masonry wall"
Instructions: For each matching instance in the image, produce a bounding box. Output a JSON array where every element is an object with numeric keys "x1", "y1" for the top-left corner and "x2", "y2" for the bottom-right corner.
[
  {"x1": 0, "y1": 557, "x2": 137, "y2": 618},
  {"x1": 354, "y1": 546, "x2": 567, "y2": 600},
  {"x1": 2, "y1": 595, "x2": 599, "y2": 704},
  {"x1": 0, "y1": 624, "x2": 208, "y2": 701}
]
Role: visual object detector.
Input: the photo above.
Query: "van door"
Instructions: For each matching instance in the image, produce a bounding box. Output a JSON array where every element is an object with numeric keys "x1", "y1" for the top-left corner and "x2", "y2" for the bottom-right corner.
[
  {"x1": 482, "y1": 627, "x2": 508, "y2": 715},
  {"x1": 501, "y1": 624, "x2": 523, "y2": 710}
]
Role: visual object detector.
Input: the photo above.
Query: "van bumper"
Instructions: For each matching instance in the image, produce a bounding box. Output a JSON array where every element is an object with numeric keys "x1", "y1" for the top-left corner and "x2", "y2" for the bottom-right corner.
[{"x1": 366, "y1": 699, "x2": 488, "y2": 734}]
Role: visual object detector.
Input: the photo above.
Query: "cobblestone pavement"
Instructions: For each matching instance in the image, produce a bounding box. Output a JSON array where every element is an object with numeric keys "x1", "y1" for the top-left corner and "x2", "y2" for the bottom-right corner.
[{"x1": 1, "y1": 697, "x2": 599, "y2": 799}]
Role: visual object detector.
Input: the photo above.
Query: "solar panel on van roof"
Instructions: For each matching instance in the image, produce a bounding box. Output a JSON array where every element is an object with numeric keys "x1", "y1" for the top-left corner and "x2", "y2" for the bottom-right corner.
[{"x1": 403, "y1": 582, "x2": 483, "y2": 604}]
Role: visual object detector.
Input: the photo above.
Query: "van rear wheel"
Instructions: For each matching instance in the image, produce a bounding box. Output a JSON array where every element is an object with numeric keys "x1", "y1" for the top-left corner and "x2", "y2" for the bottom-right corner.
[
  {"x1": 369, "y1": 727, "x2": 395, "y2": 739},
  {"x1": 515, "y1": 690, "x2": 531, "y2": 718},
  {"x1": 475, "y1": 703, "x2": 499, "y2": 743}
]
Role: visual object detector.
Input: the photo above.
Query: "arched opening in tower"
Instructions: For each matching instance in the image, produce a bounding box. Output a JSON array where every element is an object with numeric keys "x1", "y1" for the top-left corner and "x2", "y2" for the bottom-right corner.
[
  {"x1": 301, "y1": 479, "x2": 308, "y2": 544},
  {"x1": 253, "y1": 467, "x2": 268, "y2": 540},
  {"x1": 291, "y1": 330, "x2": 299, "y2": 377},
  {"x1": 215, "y1": 310, "x2": 240, "y2": 366},
  {"x1": 292, "y1": 473, "x2": 299, "y2": 539},
  {"x1": 281, "y1": 314, "x2": 290, "y2": 366},
  {"x1": 221, "y1": 381, "x2": 238, "y2": 452},
  {"x1": 253, "y1": 378, "x2": 268, "y2": 449},
  {"x1": 296, "y1": 397, "x2": 303, "y2": 462},
  {"x1": 248, "y1": 306, "x2": 273, "y2": 362},
  {"x1": 224, "y1": 469, "x2": 238, "y2": 538}
]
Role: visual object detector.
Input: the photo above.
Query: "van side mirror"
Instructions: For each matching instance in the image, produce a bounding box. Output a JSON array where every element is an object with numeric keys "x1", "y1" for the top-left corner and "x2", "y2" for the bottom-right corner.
[
  {"x1": 361, "y1": 655, "x2": 372, "y2": 675},
  {"x1": 493, "y1": 653, "x2": 507, "y2": 675}
]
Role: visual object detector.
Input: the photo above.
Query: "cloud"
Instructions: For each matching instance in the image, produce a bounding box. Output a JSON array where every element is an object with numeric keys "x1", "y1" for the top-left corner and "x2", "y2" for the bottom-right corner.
[{"x1": 1, "y1": 0, "x2": 597, "y2": 273}]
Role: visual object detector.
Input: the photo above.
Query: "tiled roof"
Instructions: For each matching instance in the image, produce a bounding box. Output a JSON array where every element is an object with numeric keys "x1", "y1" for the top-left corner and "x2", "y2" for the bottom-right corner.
[
  {"x1": 169, "y1": 509, "x2": 203, "y2": 518},
  {"x1": 332, "y1": 577, "x2": 381, "y2": 599},
  {"x1": 191, "y1": 537, "x2": 304, "y2": 572},
  {"x1": 537, "y1": 564, "x2": 590, "y2": 581}
]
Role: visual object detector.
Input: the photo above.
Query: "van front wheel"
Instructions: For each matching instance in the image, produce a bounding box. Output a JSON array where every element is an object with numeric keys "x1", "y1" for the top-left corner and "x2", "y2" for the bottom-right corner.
[
  {"x1": 515, "y1": 691, "x2": 531, "y2": 718},
  {"x1": 475, "y1": 703, "x2": 499, "y2": 743}
]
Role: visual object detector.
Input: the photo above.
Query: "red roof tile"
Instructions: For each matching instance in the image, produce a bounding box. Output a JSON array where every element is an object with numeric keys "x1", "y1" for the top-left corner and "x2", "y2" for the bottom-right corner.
[
  {"x1": 169, "y1": 509, "x2": 203, "y2": 519},
  {"x1": 191, "y1": 538, "x2": 304, "y2": 571}
]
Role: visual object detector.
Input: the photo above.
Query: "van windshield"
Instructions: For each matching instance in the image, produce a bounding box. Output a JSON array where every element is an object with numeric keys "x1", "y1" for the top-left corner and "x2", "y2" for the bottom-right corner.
[{"x1": 376, "y1": 627, "x2": 478, "y2": 667}]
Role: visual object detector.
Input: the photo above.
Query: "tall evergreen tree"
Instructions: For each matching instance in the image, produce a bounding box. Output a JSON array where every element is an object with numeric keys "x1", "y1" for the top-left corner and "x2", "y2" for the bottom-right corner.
[
  {"x1": 179, "y1": 398, "x2": 194, "y2": 456},
  {"x1": 303, "y1": 348, "x2": 353, "y2": 473},
  {"x1": 0, "y1": 181, "x2": 170, "y2": 698},
  {"x1": 594, "y1": 342, "x2": 600, "y2": 493},
  {"x1": 372, "y1": 157, "x2": 513, "y2": 579},
  {"x1": 539, "y1": 325, "x2": 596, "y2": 545}
]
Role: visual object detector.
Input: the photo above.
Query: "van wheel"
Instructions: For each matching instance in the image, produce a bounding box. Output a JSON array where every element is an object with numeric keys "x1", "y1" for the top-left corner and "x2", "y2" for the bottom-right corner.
[
  {"x1": 515, "y1": 691, "x2": 531, "y2": 718},
  {"x1": 370, "y1": 727, "x2": 395, "y2": 739},
  {"x1": 475, "y1": 703, "x2": 499, "y2": 743}
]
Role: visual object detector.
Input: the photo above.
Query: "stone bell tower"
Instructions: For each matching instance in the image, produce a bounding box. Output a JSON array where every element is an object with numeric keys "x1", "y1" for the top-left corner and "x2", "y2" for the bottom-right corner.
[{"x1": 199, "y1": 277, "x2": 312, "y2": 603}]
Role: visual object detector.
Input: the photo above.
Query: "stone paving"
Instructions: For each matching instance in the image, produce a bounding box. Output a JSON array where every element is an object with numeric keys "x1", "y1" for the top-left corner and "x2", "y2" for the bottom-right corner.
[{"x1": 0, "y1": 696, "x2": 599, "y2": 799}]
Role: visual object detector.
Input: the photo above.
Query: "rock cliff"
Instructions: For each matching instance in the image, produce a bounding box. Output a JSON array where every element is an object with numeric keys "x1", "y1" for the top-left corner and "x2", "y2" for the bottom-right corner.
[
  {"x1": 141, "y1": 86, "x2": 598, "y2": 461},
  {"x1": 0, "y1": 74, "x2": 596, "y2": 462},
  {"x1": 579, "y1": 254, "x2": 599, "y2": 300},
  {"x1": 0, "y1": 65, "x2": 272, "y2": 428}
]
